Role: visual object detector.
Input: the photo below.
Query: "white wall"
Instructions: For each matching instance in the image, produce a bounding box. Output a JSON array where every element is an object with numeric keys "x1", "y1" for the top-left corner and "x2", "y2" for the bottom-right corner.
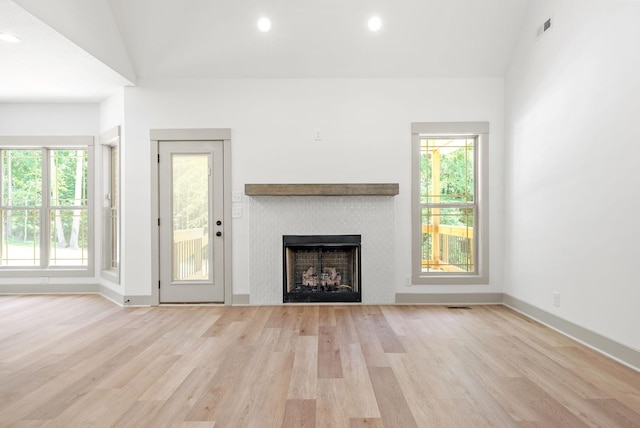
[
  {"x1": 0, "y1": 103, "x2": 100, "y2": 287},
  {"x1": 0, "y1": 103, "x2": 99, "y2": 135},
  {"x1": 121, "y1": 78, "x2": 505, "y2": 299},
  {"x1": 100, "y1": 88, "x2": 125, "y2": 131},
  {"x1": 504, "y1": 0, "x2": 640, "y2": 350}
]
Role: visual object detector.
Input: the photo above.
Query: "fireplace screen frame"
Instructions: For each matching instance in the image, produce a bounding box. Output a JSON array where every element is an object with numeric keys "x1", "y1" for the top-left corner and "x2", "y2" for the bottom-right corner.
[{"x1": 283, "y1": 235, "x2": 362, "y2": 303}]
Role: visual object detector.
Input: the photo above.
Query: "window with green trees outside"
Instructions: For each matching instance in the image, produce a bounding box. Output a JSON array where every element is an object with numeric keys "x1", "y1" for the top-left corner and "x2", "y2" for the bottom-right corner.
[
  {"x1": 0, "y1": 138, "x2": 93, "y2": 274},
  {"x1": 412, "y1": 123, "x2": 489, "y2": 285},
  {"x1": 420, "y1": 137, "x2": 475, "y2": 272}
]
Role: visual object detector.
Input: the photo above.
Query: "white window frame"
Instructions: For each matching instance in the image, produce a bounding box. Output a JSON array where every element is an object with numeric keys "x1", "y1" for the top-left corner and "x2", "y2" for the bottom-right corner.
[
  {"x1": 100, "y1": 127, "x2": 120, "y2": 283},
  {"x1": 0, "y1": 136, "x2": 94, "y2": 277},
  {"x1": 411, "y1": 122, "x2": 489, "y2": 285}
]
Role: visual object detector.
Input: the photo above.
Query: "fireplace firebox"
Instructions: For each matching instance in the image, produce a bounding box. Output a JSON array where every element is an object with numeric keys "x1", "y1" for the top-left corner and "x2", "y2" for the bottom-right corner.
[{"x1": 283, "y1": 235, "x2": 361, "y2": 303}]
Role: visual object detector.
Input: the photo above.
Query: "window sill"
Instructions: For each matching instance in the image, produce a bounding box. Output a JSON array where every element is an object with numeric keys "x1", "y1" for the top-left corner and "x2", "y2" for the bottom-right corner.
[
  {"x1": 412, "y1": 273, "x2": 489, "y2": 285},
  {"x1": 100, "y1": 269, "x2": 120, "y2": 284},
  {"x1": 0, "y1": 267, "x2": 94, "y2": 278}
]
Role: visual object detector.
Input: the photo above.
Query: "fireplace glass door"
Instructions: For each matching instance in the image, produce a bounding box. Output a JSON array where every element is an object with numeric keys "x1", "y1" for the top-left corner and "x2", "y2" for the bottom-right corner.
[{"x1": 283, "y1": 235, "x2": 361, "y2": 303}]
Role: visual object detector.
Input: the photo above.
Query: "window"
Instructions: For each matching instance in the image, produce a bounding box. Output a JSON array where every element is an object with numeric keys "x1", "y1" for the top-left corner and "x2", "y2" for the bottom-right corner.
[
  {"x1": 0, "y1": 136, "x2": 93, "y2": 276},
  {"x1": 411, "y1": 122, "x2": 489, "y2": 284},
  {"x1": 100, "y1": 127, "x2": 120, "y2": 283}
]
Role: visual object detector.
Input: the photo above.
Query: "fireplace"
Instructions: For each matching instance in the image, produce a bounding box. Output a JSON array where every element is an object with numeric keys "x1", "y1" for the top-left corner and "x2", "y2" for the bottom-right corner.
[{"x1": 283, "y1": 235, "x2": 361, "y2": 303}]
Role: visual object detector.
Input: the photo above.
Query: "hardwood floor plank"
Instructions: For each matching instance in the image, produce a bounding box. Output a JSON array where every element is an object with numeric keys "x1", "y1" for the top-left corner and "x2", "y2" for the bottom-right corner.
[
  {"x1": 558, "y1": 345, "x2": 640, "y2": 408},
  {"x1": 1, "y1": 328, "x2": 136, "y2": 421},
  {"x1": 334, "y1": 307, "x2": 359, "y2": 345},
  {"x1": 390, "y1": 350, "x2": 519, "y2": 427},
  {"x1": 242, "y1": 351, "x2": 295, "y2": 428},
  {"x1": 22, "y1": 343, "x2": 155, "y2": 420},
  {"x1": 51, "y1": 388, "x2": 123, "y2": 427},
  {"x1": 84, "y1": 354, "x2": 181, "y2": 425},
  {"x1": 287, "y1": 336, "x2": 318, "y2": 399},
  {"x1": 184, "y1": 343, "x2": 261, "y2": 422},
  {"x1": 340, "y1": 343, "x2": 381, "y2": 419},
  {"x1": 282, "y1": 399, "x2": 316, "y2": 428},
  {"x1": 235, "y1": 306, "x2": 275, "y2": 345},
  {"x1": 378, "y1": 305, "x2": 411, "y2": 336},
  {"x1": 368, "y1": 309, "x2": 406, "y2": 353},
  {"x1": 298, "y1": 305, "x2": 319, "y2": 336},
  {"x1": 352, "y1": 308, "x2": 389, "y2": 368},
  {"x1": 504, "y1": 336, "x2": 609, "y2": 399},
  {"x1": 349, "y1": 418, "x2": 385, "y2": 428},
  {"x1": 273, "y1": 307, "x2": 305, "y2": 353},
  {"x1": 264, "y1": 306, "x2": 291, "y2": 329},
  {"x1": 1, "y1": 296, "x2": 639, "y2": 427},
  {"x1": 318, "y1": 305, "x2": 336, "y2": 327},
  {"x1": 177, "y1": 423, "x2": 216, "y2": 428},
  {"x1": 162, "y1": 307, "x2": 223, "y2": 345},
  {"x1": 111, "y1": 400, "x2": 165, "y2": 428},
  {"x1": 138, "y1": 337, "x2": 222, "y2": 401},
  {"x1": 497, "y1": 377, "x2": 588, "y2": 427},
  {"x1": 367, "y1": 366, "x2": 419, "y2": 428},
  {"x1": 584, "y1": 398, "x2": 640, "y2": 427},
  {"x1": 318, "y1": 326, "x2": 343, "y2": 379},
  {"x1": 200, "y1": 306, "x2": 249, "y2": 337},
  {"x1": 186, "y1": 326, "x2": 282, "y2": 423},
  {"x1": 316, "y1": 379, "x2": 350, "y2": 428},
  {"x1": 144, "y1": 367, "x2": 218, "y2": 425},
  {"x1": 385, "y1": 352, "x2": 454, "y2": 426},
  {"x1": 0, "y1": 333, "x2": 151, "y2": 422}
]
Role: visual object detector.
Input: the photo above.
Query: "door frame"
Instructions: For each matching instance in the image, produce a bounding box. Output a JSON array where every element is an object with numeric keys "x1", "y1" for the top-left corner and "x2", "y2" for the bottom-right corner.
[{"x1": 150, "y1": 129, "x2": 232, "y2": 306}]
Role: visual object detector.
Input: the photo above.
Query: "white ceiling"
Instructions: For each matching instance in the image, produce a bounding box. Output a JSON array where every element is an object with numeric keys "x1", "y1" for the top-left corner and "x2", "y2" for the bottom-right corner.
[
  {"x1": 0, "y1": 0, "x2": 532, "y2": 102},
  {"x1": 0, "y1": 0, "x2": 132, "y2": 102}
]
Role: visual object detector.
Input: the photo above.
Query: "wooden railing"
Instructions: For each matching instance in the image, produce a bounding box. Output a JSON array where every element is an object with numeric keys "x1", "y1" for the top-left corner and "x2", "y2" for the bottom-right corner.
[
  {"x1": 173, "y1": 228, "x2": 208, "y2": 280},
  {"x1": 422, "y1": 224, "x2": 473, "y2": 272}
]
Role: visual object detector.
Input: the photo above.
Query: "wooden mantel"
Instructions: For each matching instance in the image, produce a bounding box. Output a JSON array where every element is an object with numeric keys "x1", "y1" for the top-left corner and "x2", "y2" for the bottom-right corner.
[{"x1": 244, "y1": 183, "x2": 399, "y2": 196}]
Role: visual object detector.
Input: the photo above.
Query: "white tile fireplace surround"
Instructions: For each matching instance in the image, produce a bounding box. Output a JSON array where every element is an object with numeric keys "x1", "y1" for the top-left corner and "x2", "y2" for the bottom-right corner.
[{"x1": 248, "y1": 195, "x2": 395, "y2": 304}]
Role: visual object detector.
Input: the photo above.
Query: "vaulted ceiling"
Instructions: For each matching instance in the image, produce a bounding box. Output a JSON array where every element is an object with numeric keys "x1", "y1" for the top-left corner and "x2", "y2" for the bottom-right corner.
[{"x1": 0, "y1": 0, "x2": 531, "y2": 102}]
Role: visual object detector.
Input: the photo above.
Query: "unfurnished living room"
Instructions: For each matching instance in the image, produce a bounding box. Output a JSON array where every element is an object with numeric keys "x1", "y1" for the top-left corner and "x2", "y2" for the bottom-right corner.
[{"x1": 1, "y1": 0, "x2": 639, "y2": 426}]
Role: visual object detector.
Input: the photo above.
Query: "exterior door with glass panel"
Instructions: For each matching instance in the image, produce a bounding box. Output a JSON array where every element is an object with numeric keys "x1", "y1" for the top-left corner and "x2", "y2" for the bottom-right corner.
[{"x1": 158, "y1": 141, "x2": 224, "y2": 303}]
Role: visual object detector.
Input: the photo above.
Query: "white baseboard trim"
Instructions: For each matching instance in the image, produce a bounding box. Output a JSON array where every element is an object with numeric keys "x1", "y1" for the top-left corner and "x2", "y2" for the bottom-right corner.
[
  {"x1": 98, "y1": 286, "x2": 152, "y2": 307},
  {"x1": 395, "y1": 292, "x2": 503, "y2": 305},
  {"x1": 122, "y1": 295, "x2": 153, "y2": 306},
  {"x1": 233, "y1": 294, "x2": 250, "y2": 305},
  {"x1": 503, "y1": 294, "x2": 640, "y2": 372},
  {"x1": 0, "y1": 283, "x2": 99, "y2": 294},
  {"x1": 99, "y1": 283, "x2": 124, "y2": 305},
  {"x1": 98, "y1": 292, "x2": 245, "y2": 306}
]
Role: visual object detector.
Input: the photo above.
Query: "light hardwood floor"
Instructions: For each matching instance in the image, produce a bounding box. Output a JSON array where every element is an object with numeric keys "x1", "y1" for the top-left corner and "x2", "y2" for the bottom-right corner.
[{"x1": 1, "y1": 295, "x2": 639, "y2": 427}]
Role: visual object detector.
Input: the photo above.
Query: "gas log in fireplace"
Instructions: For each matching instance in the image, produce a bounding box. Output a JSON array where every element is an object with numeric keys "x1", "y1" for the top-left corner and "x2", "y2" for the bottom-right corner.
[{"x1": 283, "y1": 235, "x2": 361, "y2": 303}]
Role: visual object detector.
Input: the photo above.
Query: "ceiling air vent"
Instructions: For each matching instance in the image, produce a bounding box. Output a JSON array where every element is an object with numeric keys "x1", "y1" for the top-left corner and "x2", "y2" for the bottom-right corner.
[{"x1": 537, "y1": 18, "x2": 552, "y2": 38}]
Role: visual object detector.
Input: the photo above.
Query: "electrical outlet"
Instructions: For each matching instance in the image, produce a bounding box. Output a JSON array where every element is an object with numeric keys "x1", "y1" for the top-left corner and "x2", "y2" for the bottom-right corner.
[
  {"x1": 405, "y1": 276, "x2": 412, "y2": 286},
  {"x1": 232, "y1": 191, "x2": 242, "y2": 202},
  {"x1": 232, "y1": 206, "x2": 243, "y2": 218},
  {"x1": 553, "y1": 291, "x2": 560, "y2": 307},
  {"x1": 313, "y1": 130, "x2": 322, "y2": 141}
]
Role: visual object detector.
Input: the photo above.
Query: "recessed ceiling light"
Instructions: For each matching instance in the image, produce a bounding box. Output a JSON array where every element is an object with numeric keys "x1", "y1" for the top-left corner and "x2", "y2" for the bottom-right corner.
[
  {"x1": 0, "y1": 33, "x2": 21, "y2": 43},
  {"x1": 368, "y1": 16, "x2": 382, "y2": 32},
  {"x1": 257, "y1": 17, "x2": 272, "y2": 32}
]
